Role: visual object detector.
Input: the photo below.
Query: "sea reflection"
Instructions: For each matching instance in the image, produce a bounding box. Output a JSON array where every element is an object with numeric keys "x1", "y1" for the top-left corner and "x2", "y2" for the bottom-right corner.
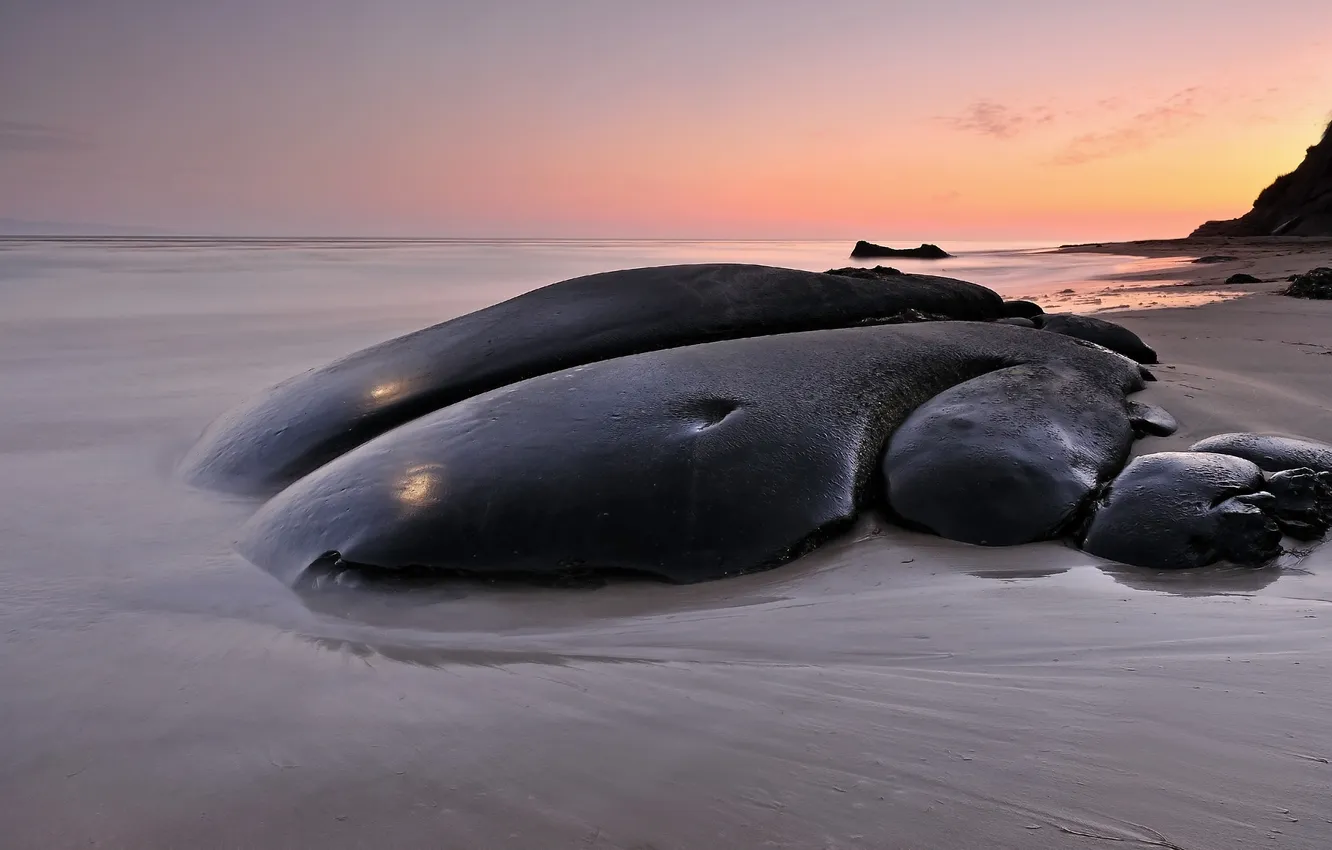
[
  {"x1": 971, "y1": 559, "x2": 1284, "y2": 597},
  {"x1": 1098, "y1": 562, "x2": 1284, "y2": 596}
]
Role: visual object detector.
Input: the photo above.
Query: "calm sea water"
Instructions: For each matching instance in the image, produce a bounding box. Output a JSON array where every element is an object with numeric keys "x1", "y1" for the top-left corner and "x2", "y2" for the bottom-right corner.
[{"x1": 0, "y1": 236, "x2": 1215, "y2": 324}]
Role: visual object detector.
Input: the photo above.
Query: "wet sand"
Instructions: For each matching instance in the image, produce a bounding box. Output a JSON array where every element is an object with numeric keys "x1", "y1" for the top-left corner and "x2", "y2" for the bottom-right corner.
[{"x1": 2, "y1": 241, "x2": 1332, "y2": 848}]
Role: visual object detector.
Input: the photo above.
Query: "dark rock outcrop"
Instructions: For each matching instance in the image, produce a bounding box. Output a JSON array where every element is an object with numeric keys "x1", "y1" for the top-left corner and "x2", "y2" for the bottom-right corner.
[
  {"x1": 1193, "y1": 255, "x2": 1239, "y2": 264},
  {"x1": 1083, "y1": 453, "x2": 1287, "y2": 569},
  {"x1": 824, "y1": 265, "x2": 903, "y2": 279},
  {"x1": 883, "y1": 360, "x2": 1174, "y2": 548},
  {"x1": 1283, "y1": 267, "x2": 1332, "y2": 299},
  {"x1": 1225, "y1": 273, "x2": 1261, "y2": 284},
  {"x1": 1191, "y1": 119, "x2": 1332, "y2": 237},
  {"x1": 851, "y1": 241, "x2": 952, "y2": 259},
  {"x1": 236, "y1": 322, "x2": 1154, "y2": 584}
]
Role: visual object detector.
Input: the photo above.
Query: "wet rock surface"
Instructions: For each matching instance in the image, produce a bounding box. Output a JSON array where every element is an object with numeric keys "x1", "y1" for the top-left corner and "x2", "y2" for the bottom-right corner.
[
  {"x1": 1083, "y1": 453, "x2": 1285, "y2": 570},
  {"x1": 1032, "y1": 313, "x2": 1159, "y2": 364}
]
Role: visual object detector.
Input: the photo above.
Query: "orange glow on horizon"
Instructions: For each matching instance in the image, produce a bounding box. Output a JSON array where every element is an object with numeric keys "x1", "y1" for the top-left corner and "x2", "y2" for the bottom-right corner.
[{"x1": 4, "y1": 3, "x2": 1330, "y2": 239}]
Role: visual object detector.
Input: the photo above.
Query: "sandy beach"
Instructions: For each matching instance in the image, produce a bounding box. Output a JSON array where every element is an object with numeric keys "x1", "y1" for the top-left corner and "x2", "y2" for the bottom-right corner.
[
  {"x1": 1059, "y1": 235, "x2": 1332, "y2": 289},
  {"x1": 2, "y1": 238, "x2": 1332, "y2": 849}
]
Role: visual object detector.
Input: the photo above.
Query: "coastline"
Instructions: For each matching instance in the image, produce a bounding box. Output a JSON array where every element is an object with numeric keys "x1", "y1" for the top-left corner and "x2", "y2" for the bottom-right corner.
[
  {"x1": 982, "y1": 236, "x2": 1332, "y2": 315},
  {"x1": 1057, "y1": 236, "x2": 1332, "y2": 288}
]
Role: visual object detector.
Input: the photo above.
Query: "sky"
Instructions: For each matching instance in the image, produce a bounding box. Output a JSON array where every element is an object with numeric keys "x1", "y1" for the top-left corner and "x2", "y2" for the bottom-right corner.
[{"x1": 2, "y1": 0, "x2": 1331, "y2": 240}]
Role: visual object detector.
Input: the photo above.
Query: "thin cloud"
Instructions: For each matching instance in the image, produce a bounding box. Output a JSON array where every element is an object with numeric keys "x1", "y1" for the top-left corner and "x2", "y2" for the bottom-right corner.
[
  {"x1": 0, "y1": 120, "x2": 93, "y2": 153},
  {"x1": 938, "y1": 101, "x2": 1057, "y2": 139},
  {"x1": 1052, "y1": 88, "x2": 1203, "y2": 166}
]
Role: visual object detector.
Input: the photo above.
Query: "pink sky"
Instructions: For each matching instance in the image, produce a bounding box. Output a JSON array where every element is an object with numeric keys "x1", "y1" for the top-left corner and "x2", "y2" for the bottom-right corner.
[{"x1": 2, "y1": 1, "x2": 1330, "y2": 239}]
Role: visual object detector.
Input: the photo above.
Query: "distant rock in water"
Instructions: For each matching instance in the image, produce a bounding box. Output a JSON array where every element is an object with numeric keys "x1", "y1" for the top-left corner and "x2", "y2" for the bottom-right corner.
[
  {"x1": 1192, "y1": 118, "x2": 1332, "y2": 237},
  {"x1": 824, "y1": 265, "x2": 904, "y2": 279},
  {"x1": 1283, "y1": 267, "x2": 1332, "y2": 299},
  {"x1": 850, "y1": 241, "x2": 952, "y2": 260},
  {"x1": 1225, "y1": 273, "x2": 1261, "y2": 284},
  {"x1": 1193, "y1": 255, "x2": 1239, "y2": 264}
]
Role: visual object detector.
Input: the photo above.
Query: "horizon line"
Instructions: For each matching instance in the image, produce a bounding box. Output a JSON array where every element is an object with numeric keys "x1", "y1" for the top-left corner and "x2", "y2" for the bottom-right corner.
[{"x1": 0, "y1": 233, "x2": 1148, "y2": 244}]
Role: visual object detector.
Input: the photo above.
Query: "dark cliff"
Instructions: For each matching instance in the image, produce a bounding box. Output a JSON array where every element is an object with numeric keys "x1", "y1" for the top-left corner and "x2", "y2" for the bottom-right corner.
[{"x1": 1192, "y1": 118, "x2": 1332, "y2": 237}]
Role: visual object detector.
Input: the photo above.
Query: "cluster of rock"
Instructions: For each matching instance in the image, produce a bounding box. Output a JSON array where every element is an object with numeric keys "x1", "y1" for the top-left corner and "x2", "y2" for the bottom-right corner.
[
  {"x1": 180, "y1": 263, "x2": 1332, "y2": 587},
  {"x1": 1283, "y1": 267, "x2": 1332, "y2": 299},
  {"x1": 1192, "y1": 119, "x2": 1332, "y2": 237}
]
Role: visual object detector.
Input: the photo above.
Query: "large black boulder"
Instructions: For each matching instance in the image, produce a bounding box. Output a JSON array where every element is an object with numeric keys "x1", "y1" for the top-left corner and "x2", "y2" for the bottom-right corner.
[
  {"x1": 1082, "y1": 453, "x2": 1284, "y2": 569},
  {"x1": 181, "y1": 264, "x2": 1007, "y2": 495},
  {"x1": 236, "y1": 322, "x2": 1151, "y2": 585}
]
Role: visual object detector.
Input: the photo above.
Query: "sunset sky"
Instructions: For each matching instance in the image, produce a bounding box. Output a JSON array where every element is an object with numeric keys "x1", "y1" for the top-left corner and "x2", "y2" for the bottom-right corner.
[{"x1": 3, "y1": 0, "x2": 1330, "y2": 240}]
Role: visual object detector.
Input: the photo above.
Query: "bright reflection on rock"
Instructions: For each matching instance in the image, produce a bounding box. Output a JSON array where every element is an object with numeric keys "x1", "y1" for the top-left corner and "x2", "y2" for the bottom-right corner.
[
  {"x1": 396, "y1": 464, "x2": 444, "y2": 507},
  {"x1": 368, "y1": 381, "x2": 404, "y2": 403}
]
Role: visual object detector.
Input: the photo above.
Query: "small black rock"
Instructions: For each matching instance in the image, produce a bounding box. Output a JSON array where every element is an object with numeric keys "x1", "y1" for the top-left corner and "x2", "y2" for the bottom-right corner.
[
  {"x1": 1225, "y1": 273, "x2": 1261, "y2": 284},
  {"x1": 1193, "y1": 255, "x2": 1239, "y2": 264},
  {"x1": 1002, "y1": 299, "x2": 1045, "y2": 318}
]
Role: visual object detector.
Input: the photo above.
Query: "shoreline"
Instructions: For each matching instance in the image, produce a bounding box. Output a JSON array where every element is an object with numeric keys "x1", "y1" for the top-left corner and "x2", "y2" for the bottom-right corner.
[
  {"x1": 1056, "y1": 236, "x2": 1332, "y2": 288},
  {"x1": 995, "y1": 236, "x2": 1332, "y2": 314}
]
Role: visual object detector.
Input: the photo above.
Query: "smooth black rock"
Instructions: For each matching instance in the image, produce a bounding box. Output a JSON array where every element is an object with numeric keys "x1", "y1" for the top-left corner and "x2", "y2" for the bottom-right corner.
[
  {"x1": 1189, "y1": 433, "x2": 1332, "y2": 474},
  {"x1": 1032, "y1": 313, "x2": 1159, "y2": 364},
  {"x1": 883, "y1": 361, "x2": 1172, "y2": 547},
  {"x1": 1002, "y1": 299, "x2": 1044, "y2": 318},
  {"x1": 237, "y1": 322, "x2": 1151, "y2": 585},
  {"x1": 1127, "y1": 401, "x2": 1178, "y2": 437},
  {"x1": 181, "y1": 264, "x2": 1006, "y2": 495},
  {"x1": 1082, "y1": 453, "x2": 1285, "y2": 569},
  {"x1": 1225, "y1": 273, "x2": 1261, "y2": 284},
  {"x1": 1192, "y1": 255, "x2": 1239, "y2": 264},
  {"x1": 850, "y1": 241, "x2": 952, "y2": 260}
]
